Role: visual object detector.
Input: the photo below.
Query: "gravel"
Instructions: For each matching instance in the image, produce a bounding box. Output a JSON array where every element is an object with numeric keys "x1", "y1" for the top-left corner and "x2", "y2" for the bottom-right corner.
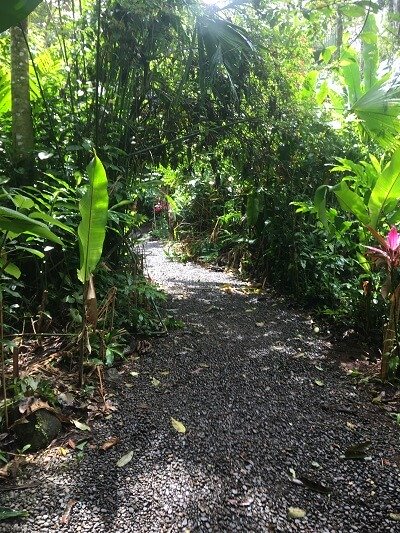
[{"x1": 1, "y1": 239, "x2": 400, "y2": 532}]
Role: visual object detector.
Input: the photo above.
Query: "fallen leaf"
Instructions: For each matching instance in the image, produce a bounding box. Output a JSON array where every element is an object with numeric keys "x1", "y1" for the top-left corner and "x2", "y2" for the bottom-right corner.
[
  {"x1": 191, "y1": 367, "x2": 206, "y2": 374},
  {"x1": 372, "y1": 392, "x2": 385, "y2": 404},
  {"x1": 151, "y1": 377, "x2": 161, "y2": 387},
  {"x1": 297, "y1": 475, "x2": 332, "y2": 494},
  {"x1": 60, "y1": 499, "x2": 76, "y2": 525},
  {"x1": 171, "y1": 417, "x2": 186, "y2": 433},
  {"x1": 314, "y1": 380, "x2": 324, "y2": 387},
  {"x1": 100, "y1": 437, "x2": 120, "y2": 451},
  {"x1": 125, "y1": 383, "x2": 134, "y2": 388},
  {"x1": 255, "y1": 322, "x2": 265, "y2": 327},
  {"x1": 130, "y1": 371, "x2": 139, "y2": 377},
  {"x1": 389, "y1": 513, "x2": 400, "y2": 521},
  {"x1": 0, "y1": 508, "x2": 29, "y2": 521},
  {"x1": 199, "y1": 363, "x2": 209, "y2": 368},
  {"x1": 344, "y1": 441, "x2": 371, "y2": 460},
  {"x1": 346, "y1": 421, "x2": 356, "y2": 430},
  {"x1": 206, "y1": 305, "x2": 220, "y2": 312},
  {"x1": 288, "y1": 507, "x2": 306, "y2": 519},
  {"x1": 67, "y1": 439, "x2": 76, "y2": 449},
  {"x1": 238, "y1": 496, "x2": 254, "y2": 506},
  {"x1": 116, "y1": 450, "x2": 134, "y2": 467},
  {"x1": 71, "y1": 419, "x2": 91, "y2": 432},
  {"x1": 58, "y1": 447, "x2": 69, "y2": 457},
  {"x1": 159, "y1": 371, "x2": 170, "y2": 376},
  {"x1": 311, "y1": 461, "x2": 321, "y2": 469}
]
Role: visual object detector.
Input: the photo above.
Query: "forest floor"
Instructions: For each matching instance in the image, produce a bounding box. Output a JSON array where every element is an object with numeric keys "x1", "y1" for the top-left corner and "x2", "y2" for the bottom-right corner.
[{"x1": 1, "y1": 239, "x2": 400, "y2": 532}]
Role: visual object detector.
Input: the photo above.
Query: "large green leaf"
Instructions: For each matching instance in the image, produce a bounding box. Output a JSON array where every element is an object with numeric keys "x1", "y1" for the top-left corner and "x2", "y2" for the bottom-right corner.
[
  {"x1": 246, "y1": 193, "x2": 259, "y2": 226},
  {"x1": 331, "y1": 181, "x2": 370, "y2": 225},
  {"x1": 77, "y1": 154, "x2": 109, "y2": 283},
  {"x1": 340, "y1": 48, "x2": 362, "y2": 108},
  {"x1": 0, "y1": 1, "x2": 43, "y2": 34},
  {"x1": 0, "y1": 67, "x2": 11, "y2": 116},
  {"x1": 361, "y1": 14, "x2": 378, "y2": 92},
  {"x1": 368, "y1": 148, "x2": 400, "y2": 228},
  {"x1": 0, "y1": 207, "x2": 62, "y2": 244}
]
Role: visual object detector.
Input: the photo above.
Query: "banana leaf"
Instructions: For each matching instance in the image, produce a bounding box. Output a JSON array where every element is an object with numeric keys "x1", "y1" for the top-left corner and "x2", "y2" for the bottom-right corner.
[
  {"x1": 0, "y1": 0, "x2": 43, "y2": 34},
  {"x1": 77, "y1": 154, "x2": 109, "y2": 283},
  {"x1": 368, "y1": 148, "x2": 400, "y2": 228},
  {"x1": 331, "y1": 182, "x2": 370, "y2": 225}
]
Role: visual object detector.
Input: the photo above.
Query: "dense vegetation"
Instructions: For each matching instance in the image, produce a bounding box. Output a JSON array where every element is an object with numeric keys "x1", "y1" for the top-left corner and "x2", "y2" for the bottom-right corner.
[{"x1": 2, "y1": 0, "x2": 400, "y2": 438}]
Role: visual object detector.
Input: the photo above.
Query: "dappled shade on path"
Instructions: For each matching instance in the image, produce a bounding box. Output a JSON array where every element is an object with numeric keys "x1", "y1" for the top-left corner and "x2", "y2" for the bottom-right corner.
[{"x1": 1, "y1": 239, "x2": 399, "y2": 532}]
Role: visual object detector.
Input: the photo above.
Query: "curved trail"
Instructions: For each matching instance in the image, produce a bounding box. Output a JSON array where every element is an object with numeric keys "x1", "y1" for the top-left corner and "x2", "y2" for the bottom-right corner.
[{"x1": 1, "y1": 240, "x2": 399, "y2": 532}]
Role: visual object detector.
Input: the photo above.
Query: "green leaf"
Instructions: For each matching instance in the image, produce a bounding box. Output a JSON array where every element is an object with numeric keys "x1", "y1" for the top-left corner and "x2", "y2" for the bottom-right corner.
[
  {"x1": 361, "y1": 15, "x2": 378, "y2": 92},
  {"x1": 314, "y1": 185, "x2": 328, "y2": 228},
  {"x1": 71, "y1": 419, "x2": 91, "y2": 432},
  {"x1": 331, "y1": 182, "x2": 370, "y2": 225},
  {"x1": 368, "y1": 148, "x2": 400, "y2": 228},
  {"x1": 30, "y1": 211, "x2": 75, "y2": 235},
  {"x1": 0, "y1": 260, "x2": 21, "y2": 279},
  {"x1": 0, "y1": 508, "x2": 29, "y2": 521},
  {"x1": 340, "y1": 5, "x2": 365, "y2": 18},
  {"x1": 116, "y1": 450, "x2": 133, "y2": 467},
  {"x1": 13, "y1": 246, "x2": 44, "y2": 258},
  {"x1": 77, "y1": 154, "x2": 109, "y2": 283},
  {"x1": 340, "y1": 48, "x2": 362, "y2": 107},
  {"x1": 171, "y1": 417, "x2": 186, "y2": 433},
  {"x1": 0, "y1": 1, "x2": 43, "y2": 34},
  {"x1": 246, "y1": 194, "x2": 259, "y2": 226},
  {"x1": 321, "y1": 45, "x2": 336, "y2": 64},
  {"x1": 0, "y1": 207, "x2": 62, "y2": 244},
  {"x1": 12, "y1": 194, "x2": 34, "y2": 210}
]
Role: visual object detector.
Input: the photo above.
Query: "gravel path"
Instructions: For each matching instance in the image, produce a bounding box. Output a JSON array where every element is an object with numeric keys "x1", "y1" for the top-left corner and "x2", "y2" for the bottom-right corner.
[{"x1": 1, "y1": 239, "x2": 400, "y2": 532}]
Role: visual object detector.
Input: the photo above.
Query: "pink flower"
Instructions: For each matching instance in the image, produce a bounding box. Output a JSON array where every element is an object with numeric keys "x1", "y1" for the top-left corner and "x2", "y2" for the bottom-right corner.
[
  {"x1": 386, "y1": 226, "x2": 400, "y2": 251},
  {"x1": 366, "y1": 225, "x2": 400, "y2": 271}
]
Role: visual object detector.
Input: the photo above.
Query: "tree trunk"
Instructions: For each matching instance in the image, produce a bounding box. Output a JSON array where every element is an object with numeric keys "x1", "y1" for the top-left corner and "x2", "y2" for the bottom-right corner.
[{"x1": 10, "y1": 19, "x2": 34, "y2": 181}]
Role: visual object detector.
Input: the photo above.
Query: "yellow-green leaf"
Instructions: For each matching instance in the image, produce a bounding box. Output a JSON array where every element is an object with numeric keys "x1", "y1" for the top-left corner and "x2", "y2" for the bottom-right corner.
[
  {"x1": 71, "y1": 419, "x2": 91, "y2": 432},
  {"x1": 116, "y1": 450, "x2": 133, "y2": 467},
  {"x1": 171, "y1": 417, "x2": 186, "y2": 433},
  {"x1": 288, "y1": 507, "x2": 306, "y2": 519}
]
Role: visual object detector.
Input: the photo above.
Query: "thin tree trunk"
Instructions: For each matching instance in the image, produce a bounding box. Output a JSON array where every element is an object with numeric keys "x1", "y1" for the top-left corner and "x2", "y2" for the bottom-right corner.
[{"x1": 10, "y1": 19, "x2": 34, "y2": 180}]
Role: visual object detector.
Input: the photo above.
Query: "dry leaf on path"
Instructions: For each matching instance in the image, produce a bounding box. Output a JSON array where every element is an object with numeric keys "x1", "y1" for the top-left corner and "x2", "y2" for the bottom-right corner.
[
  {"x1": 71, "y1": 419, "x2": 91, "y2": 432},
  {"x1": 60, "y1": 499, "x2": 77, "y2": 525},
  {"x1": 100, "y1": 437, "x2": 120, "y2": 451},
  {"x1": 288, "y1": 507, "x2": 306, "y2": 519},
  {"x1": 116, "y1": 450, "x2": 134, "y2": 467},
  {"x1": 151, "y1": 377, "x2": 161, "y2": 387},
  {"x1": 171, "y1": 417, "x2": 186, "y2": 433}
]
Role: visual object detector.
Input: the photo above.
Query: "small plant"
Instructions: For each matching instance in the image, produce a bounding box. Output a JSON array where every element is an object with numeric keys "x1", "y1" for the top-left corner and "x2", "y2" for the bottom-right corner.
[{"x1": 365, "y1": 226, "x2": 400, "y2": 379}]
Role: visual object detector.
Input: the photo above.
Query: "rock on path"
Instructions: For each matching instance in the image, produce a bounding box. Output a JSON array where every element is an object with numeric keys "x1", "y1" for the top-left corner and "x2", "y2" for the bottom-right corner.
[{"x1": 1, "y1": 239, "x2": 400, "y2": 532}]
